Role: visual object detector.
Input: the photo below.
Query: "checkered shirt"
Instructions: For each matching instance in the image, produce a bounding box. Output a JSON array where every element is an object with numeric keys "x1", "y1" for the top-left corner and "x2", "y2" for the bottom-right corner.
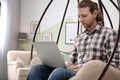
[{"x1": 70, "y1": 24, "x2": 120, "y2": 69}]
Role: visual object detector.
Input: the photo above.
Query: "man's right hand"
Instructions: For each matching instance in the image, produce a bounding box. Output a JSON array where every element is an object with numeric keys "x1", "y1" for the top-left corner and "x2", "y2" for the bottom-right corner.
[{"x1": 66, "y1": 63, "x2": 80, "y2": 72}]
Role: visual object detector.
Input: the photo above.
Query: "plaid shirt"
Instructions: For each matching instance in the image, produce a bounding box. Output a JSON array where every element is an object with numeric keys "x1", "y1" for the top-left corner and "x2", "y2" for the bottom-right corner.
[{"x1": 70, "y1": 24, "x2": 120, "y2": 69}]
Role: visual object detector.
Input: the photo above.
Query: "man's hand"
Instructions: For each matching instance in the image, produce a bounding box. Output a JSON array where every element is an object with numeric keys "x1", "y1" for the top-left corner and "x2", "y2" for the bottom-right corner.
[{"x1": 66, "y1": 63, "x2": 80, "y2": 72}]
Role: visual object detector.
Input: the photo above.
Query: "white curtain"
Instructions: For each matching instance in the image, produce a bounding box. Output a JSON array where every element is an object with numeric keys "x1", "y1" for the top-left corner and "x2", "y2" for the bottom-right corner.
[
  {"x1": 0, "y1": 0, "x2": 8, "y2": 79},
  {"x1": 0, "y1": 0, "x2": 20, "y2": 79}
]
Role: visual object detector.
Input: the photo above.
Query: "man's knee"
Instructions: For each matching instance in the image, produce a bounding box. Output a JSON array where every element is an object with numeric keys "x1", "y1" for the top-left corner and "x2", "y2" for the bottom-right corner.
[
  {"x1": 30, "y1": 65, "x2": 44, "y2": 73},
  {"x1": 52, "y1": 68, "x2": 66, "y2": 74}
]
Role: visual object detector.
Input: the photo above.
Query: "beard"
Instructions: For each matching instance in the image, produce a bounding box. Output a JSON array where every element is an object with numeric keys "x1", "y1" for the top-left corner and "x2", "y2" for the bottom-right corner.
[{"x1": 82, "y1": 23, "x2": 91, "y2": 30}]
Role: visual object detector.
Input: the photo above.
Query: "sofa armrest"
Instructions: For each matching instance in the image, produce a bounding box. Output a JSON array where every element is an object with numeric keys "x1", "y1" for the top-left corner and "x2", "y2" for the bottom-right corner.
[
  {"x1": 16, "y1": 68, "x2": 30, "y2": 80},
  {"x1": 8, "y1": 61, "x2": 24, "y2": 68},
  {"x1": 8, "y1": 61, "x2": 24, "y2": 80}
]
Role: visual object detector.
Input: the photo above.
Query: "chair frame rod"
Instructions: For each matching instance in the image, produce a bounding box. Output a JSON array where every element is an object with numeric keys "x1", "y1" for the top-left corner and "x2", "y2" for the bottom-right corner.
[
  {"x1": 110, "y1": 0, "x2": 119, "y2": 11},
  {"x1": 98, "y1": 0, "x2": 120, "y2": 79},
  {"x1": 30, "y1": 0, "x2": 53, "y2": 62},
  {"x1": 100, "y1": 0, "x2": 113, "y2": 29},
  {"x1": 56, "y1": 0, "x2": 70, "y2": 45}
]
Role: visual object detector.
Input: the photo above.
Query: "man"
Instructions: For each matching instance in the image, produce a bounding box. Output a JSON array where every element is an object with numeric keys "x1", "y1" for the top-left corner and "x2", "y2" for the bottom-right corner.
[{"x1": 27, "y1": 0, "x2": 120, "y2": 80}]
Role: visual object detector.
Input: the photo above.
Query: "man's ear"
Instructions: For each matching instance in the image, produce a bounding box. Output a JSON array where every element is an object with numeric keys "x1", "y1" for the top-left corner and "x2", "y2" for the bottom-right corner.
[{"x1": 93, "y1": 10, "x2": 98, "y2": 18}]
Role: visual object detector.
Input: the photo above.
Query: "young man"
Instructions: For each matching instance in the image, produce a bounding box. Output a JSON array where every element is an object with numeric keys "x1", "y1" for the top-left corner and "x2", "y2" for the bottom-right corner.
[{"x1": 27, "y1": 0, "x2": 120, "y2": 80}]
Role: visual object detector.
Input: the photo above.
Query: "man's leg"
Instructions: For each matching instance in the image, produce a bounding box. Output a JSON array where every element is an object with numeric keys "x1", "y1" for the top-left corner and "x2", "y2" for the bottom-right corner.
[
  {"x1": 27, "y1": 64, "x2": 55, "y2": 80},
  {"x1": 48, "y1": 68, "x2": 76, "y2": 80}
]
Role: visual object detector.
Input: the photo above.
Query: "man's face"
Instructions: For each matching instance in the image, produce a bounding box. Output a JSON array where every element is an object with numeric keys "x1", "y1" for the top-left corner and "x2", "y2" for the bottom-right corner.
[{"x1": 78, "y1": 7, "x2": 97, "y2": 30}]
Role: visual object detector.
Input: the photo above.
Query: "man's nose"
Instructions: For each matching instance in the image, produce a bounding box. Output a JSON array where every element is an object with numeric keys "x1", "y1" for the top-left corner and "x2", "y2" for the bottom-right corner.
[{"x1": 79, "y1": 18, "x2": 83, "y2": 23}]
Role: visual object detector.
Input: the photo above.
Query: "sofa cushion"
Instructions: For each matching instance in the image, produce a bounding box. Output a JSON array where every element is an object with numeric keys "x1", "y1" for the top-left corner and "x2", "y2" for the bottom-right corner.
[
  {"x1": 16, "y1": 57, "x2": 25, "y2": 67},
  {"x1": 17, "y1": 68, "x2": 30, "y2": 76}
]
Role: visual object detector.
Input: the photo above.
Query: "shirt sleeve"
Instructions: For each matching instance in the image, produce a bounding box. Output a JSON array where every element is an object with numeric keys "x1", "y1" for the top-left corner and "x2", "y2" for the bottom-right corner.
[
  {"x1": 106, "y1": 30, "x2": 120, "y2": 69},
  {"x1": 69, "y1": 36, "x2": 79, "y2": 64}
]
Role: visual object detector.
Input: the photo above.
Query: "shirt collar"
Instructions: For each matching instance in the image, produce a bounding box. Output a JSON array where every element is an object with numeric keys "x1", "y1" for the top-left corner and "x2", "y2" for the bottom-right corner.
[{"x1": 83, "y1": 24, "x2": 102, "y2": 35}]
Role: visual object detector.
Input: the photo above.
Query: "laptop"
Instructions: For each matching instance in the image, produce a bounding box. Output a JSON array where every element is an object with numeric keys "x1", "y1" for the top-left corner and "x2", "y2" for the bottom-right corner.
[{"x1": 33, "y1": 42, "x2": 66, "y2": 68}]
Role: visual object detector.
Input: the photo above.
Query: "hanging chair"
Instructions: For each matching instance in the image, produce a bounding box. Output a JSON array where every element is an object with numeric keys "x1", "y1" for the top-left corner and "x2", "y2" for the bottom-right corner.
[{"x1": 30, "y1": 0, "x2": 120, "y2": 80}]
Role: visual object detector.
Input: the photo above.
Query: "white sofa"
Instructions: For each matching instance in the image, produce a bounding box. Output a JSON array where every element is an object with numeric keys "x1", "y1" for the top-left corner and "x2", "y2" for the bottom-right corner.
[{"x1": 7, "y1": 50, "x2": 41, "y2": 80}]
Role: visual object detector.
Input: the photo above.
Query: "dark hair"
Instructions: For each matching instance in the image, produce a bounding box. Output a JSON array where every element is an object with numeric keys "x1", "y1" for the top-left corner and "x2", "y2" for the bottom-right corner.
[{"x1": 78, "y1": 0, "x2": 104, "y2": 25}]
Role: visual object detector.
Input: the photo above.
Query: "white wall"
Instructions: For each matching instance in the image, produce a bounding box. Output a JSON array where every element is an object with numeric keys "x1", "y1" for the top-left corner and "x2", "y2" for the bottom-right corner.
[
  {"x1": 20, "y1": 0, "x2": 78, "y2": 33},
  {"x1": 20, "y1": 0, "x2": 119, "y2": 32}
]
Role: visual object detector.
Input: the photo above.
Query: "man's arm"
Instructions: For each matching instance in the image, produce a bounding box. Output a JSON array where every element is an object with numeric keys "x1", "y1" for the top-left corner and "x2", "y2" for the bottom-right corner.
[
  {"x1": 67, "y1": 46, "x2": 80, "y2": 72},
  {"x1": 69, "y1": 46, "x2": 78, "y2": 64},
  {"x1": 106, "y1": 30, "x2": 120, "y2": 69}
]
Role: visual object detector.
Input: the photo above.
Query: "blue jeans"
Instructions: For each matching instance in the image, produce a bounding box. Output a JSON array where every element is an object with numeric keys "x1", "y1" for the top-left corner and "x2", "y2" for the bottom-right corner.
[{"x1": 27, "y1": 64, "x2": 76, "y2": 80}]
